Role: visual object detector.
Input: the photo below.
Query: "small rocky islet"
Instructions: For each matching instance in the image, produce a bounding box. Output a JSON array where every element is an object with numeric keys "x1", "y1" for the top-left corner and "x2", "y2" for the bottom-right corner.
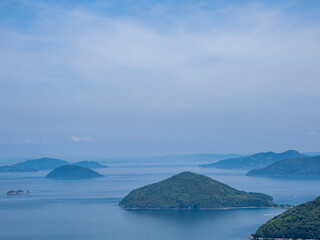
[{"x1": 7, "y1": 190, "x2": 30, "y2": 195}]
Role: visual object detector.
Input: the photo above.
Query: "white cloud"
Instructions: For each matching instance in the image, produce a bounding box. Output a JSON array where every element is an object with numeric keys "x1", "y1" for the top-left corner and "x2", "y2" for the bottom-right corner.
[
  {"x1": 307, "y1": 131, "x2": 318, "y2": 136},
  {"x1": 70, "y1": 136, "x2": 94, "y2": 142}
]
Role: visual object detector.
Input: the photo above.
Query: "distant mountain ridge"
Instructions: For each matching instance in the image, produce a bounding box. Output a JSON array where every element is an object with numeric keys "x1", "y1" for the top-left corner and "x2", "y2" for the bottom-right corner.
[
  {"x1": 0, "y1": 158, "x2": 108, "y2": 172},
  {"x1": 102, "y1": 153, "x2": 245, "y2": 164},
  {"x1": 247, "y1": 156, "x2": 320, "y2": 177},
  {"x1": 72, "y1": 161, "x2": 108, "y2": 168},
  {"x1": 0, "y1": 166, "x2": 38, "y2": 172},
  {"x1": 142, "y1": 153, "x2": 244, "y2": 162},
  {"x1": 199, "y1": 150, "x2": 305, "y2": 170},
  {"x1": 120, "y1": 171, "x2": 278, "y2": 209}
]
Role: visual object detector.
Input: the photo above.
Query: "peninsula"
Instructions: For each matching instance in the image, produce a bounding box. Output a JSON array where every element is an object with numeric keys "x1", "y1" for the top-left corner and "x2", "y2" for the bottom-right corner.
[
  {"x1": 251, "y1": 196, "x2": 320, "y2": 240},
  {"x1": 199, "y1": 150, "x2": 304, "y2": 170},
  {"x1": 247, "y1": 156, "x2": 320, "y2": 177}
]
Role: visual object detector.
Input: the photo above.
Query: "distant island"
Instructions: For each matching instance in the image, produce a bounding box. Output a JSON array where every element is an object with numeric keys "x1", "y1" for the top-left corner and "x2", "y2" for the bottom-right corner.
[
  {"x1": 251, "y1": 196, "x2": 320, "y2": 240},
  {"x1": 247, "y1": 156, "x2": 320, "y2": 177},
  {"x1": 119, "y1": 171, "x2": 279, "y2": 209},
  {"x1": 72, "y1": 161, "x2": 108, "y2": 168},
  {"x1": 135, "y1": 153, "x2": 244, "y2": 163},
  {"x1": 7, "y1": 190, "x2": 30, "y2": 195},
  {"x1": 199, "y1": 150, "x2": 305, "y2": 170},
  {"x1": 1, "y1": 158, "x2": 108, "y2": 173},
  {"x1": 46, "y1": 165, "x2": 104, "y2": 179},
  {"x1": 0, "y1": 166, "x2": 38, "y2": 172},
  {"x1": 11, "y1": 157, "x2": 69, "y2": 170},
  {"x1": 101, "y1": 153, "x2": 245, "y2": 165}
]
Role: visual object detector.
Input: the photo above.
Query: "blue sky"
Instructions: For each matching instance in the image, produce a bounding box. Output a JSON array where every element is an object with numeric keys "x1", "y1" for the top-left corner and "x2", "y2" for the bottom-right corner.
[{"x1": 0, "y1": 0, "x2": 320, "y2": 160}]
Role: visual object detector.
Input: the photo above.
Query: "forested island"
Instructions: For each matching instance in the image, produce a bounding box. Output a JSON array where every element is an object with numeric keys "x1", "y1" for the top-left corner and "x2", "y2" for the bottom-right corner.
[
  {"x1": 0, "y1": 157, "x2": 67, "y2": 172},
  {"x1": 120, "y1": 171, "x2": 278, "y2": 209},
  {"x1": 247, "y1": 156, "x2": 320, "y2": 177},
  {"x1": 251, "y1": 196, "x2": 320, "y2": 240},
  {"x1": 0, "y1": 158, "x2": 108, "y2": 173},
  {"x1": 199, "y1": 150, "x2": 304, "y2": 170},
  {"x1": 46, "y1": 165, "x2": 104, "y2": 179},
  {"x1": 11, "y1": 158, "x2": 69, "y2": 170}
]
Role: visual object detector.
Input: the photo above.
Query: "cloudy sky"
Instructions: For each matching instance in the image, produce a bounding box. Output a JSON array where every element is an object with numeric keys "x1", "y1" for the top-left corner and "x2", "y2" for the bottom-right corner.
[{"x1": 0, "y1": 0, "x2": 319, "y2": 160}]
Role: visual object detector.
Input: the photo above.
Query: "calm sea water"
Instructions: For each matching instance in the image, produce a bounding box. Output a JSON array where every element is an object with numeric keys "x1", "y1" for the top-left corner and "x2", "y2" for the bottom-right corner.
[{"x1": 0, "y1": 164, "x2": 319, "y2": 240}]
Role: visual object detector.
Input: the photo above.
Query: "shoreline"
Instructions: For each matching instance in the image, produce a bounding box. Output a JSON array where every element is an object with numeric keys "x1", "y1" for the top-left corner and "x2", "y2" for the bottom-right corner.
[
  {"x1": 250, "y1": 237, "x2": 319, "y2": 240},
  {"x1": 120, "y1": 205, "x2": 289, "y2": 210}
]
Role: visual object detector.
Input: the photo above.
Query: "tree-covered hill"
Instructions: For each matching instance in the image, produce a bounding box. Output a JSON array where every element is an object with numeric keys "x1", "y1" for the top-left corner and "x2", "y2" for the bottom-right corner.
[
  {"x1": 46, "y1": 165, "x2": 104, "y2": 179},
  {"x1": 12, "y1": 158, "x2": 69, "y2": 170},
  {"x1": 247, "y1": 156, "x2": 320, "y2": 177},
  {"x1": 119, "y1": 171, "x2": 277, "y2": 209},
  {"x1": 251, "y1": 196, "x2": 320, "y2": 239}
]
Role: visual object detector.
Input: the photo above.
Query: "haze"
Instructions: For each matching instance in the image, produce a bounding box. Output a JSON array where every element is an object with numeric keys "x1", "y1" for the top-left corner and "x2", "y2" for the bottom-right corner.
[{"x1": 0, "y1": 0, "x2": 319, "y2": 160}]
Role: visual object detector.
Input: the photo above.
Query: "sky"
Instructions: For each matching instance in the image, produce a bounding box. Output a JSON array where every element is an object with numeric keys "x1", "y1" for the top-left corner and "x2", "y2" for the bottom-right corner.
[{"x1": 0, "y1": 0, "x2": 320, "y2": 161}]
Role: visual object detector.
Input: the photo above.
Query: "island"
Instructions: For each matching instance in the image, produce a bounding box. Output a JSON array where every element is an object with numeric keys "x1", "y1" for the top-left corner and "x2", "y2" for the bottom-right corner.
[
  {"x1": 46, "y1": 165, "x2": 104, "y2": 179},
  {"x1": 199, "y1": 150, "x2": 304, "y2": 170},
  {"x1": 7, "y1": 190, "x2": 30, "y2": 195},
  {"x1": 246, "y1": 156, "x2": 320, "y2": 177},
  {"x1": 251, "y1": 196, "x2": 320, "y2": 240},
  {"x1": 0, "y1": 166, "x2": 38, "y2": 172},
  {"x1": 11, "y1": 157, "x2": 69, "y2": 170},
  {"x1": 119, "y1": 171, "x2": 279, "y2": 209},
  {"x1": 72, "y1": 161, "x2": 108, "y2": 168}
]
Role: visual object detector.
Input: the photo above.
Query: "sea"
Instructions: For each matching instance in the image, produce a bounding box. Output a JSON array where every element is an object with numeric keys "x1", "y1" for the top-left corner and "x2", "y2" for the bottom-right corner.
[{"x1": 0, "y1": 163, "x2": 319, "y2": 240}]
